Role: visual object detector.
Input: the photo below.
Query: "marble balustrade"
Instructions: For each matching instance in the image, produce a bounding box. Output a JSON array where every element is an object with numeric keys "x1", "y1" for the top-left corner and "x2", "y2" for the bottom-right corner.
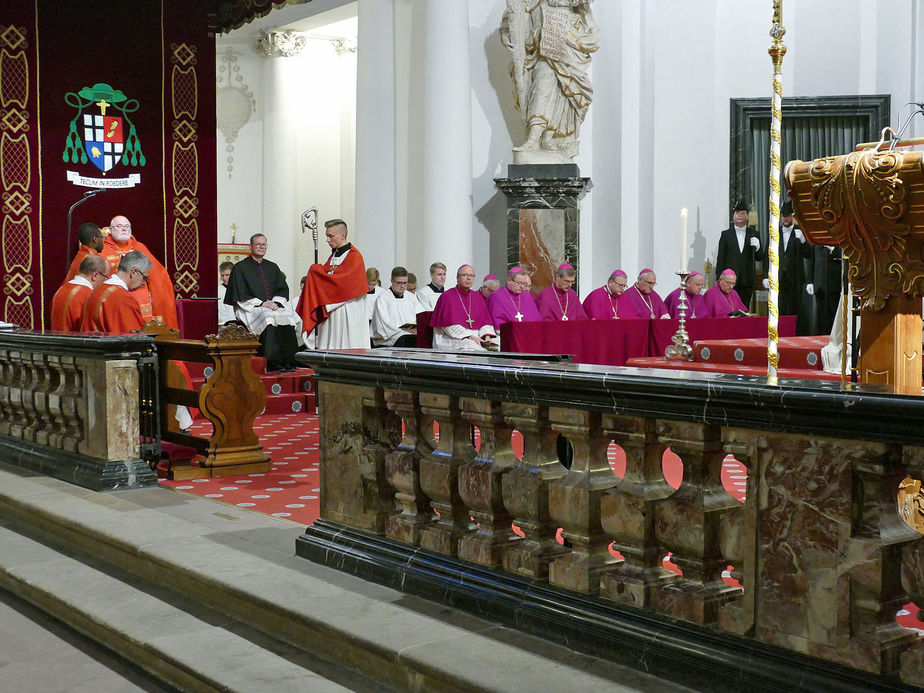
[
  {"x1": 0, "y1": 330, "x2": 157, "y2": 490},
  {"x1": 297, "y1": 348, "x2": 924, "y2": 690}
]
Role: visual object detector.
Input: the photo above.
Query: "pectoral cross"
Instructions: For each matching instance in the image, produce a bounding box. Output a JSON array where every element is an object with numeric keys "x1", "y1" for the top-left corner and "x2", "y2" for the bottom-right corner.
[
  {"x1": 466, "y1": 317, "x2": 474, "y2": 328},
  {"x1": 514, "y1": 311, "x2": 523, "y2": 322},
  {"x1": 561, "y1": 314, "x2": 568, "y2": 321}
]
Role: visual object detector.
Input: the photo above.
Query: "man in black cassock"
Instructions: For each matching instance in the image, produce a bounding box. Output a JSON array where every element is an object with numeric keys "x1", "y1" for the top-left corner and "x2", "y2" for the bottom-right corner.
[
  {"x1": 223, "y1": 234, "x2": 302, "y2": 372},
  {"x1": 716, "y1": 199, "x2": 763, "y2": 310}
]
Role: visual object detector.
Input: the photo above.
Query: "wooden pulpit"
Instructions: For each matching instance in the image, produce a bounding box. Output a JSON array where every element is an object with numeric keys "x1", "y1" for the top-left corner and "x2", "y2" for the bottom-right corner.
[{"x1": 785, "y1": 149, "x2": 924, "y2": 393}]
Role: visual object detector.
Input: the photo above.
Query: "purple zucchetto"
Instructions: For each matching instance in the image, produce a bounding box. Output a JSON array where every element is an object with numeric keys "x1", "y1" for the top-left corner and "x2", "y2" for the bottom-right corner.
[
  {"x1": 610, "y1": 270, "x2": 627, "y2": 279},
  {"x1": 507, "y1": 267, "x2": 525, "y2": 277},
  {"x1": 639, "y1": 268, "x2": 655, "y2": 277},
  {"x1": 483, "y1": 274, "x2": 498, "y2": 282},
  {"x1": 720, "y1": 268, "x2": 737, "y2": 277},
  {"x1": 557, "y1": 263, "x2": 574, "y2": 271}
]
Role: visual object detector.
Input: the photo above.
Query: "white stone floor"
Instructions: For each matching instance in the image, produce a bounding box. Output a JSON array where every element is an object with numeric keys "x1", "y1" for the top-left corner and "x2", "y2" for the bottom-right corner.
[{"x1": 0, "y1": 588, "x2": 170, "y2": 692}]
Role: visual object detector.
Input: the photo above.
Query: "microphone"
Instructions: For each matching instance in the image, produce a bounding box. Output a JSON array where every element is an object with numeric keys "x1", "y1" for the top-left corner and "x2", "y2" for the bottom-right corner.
[{"x1": 83, "y1": 188, "x2": 106, "y2": 198}]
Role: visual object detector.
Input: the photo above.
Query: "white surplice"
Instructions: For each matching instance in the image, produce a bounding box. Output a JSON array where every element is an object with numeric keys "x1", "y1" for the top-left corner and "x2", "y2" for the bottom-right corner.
[
  {"x1": 315, "y1": 247, "x2": 370, "y2": 349},
  {"x1": 371, "y1": 289, "x2": 419, "y2": 346},
  {"x1": 432, "y1": 323, "x2": 494, "y2": 352}
]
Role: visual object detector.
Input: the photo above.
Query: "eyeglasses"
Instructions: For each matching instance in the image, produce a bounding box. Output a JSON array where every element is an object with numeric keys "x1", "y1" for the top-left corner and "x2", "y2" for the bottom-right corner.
[
  {"x1": 134, "y1": 268, "x2": 148, "y2": 282},
  {"x1": 458, "y1": 273, "x2": 475, "y2": 278},
  {"x1": 640, "y1": 279, "x2": 656, "y2": 286},
  {"x1": 394, "y1": 280, "x2": 408, "y2": 286},
  {"x1": 251, "y1": 242, "x2": 267, "y2": 248}
]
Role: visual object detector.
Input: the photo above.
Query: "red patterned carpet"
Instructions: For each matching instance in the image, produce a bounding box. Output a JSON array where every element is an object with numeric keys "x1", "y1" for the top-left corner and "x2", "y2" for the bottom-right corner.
[{"x1": 159, "y1": 412, "x2": 922, "y2": 636}]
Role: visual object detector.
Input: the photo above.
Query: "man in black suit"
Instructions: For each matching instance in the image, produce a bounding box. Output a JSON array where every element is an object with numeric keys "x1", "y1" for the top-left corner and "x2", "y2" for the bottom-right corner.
[
  {"x1": 777, "y1": 200, "x2": 812, "y2": 332},
  {"x1": 807, "y1": 243, "x2": 843, "y2": 335},
  {"x1": 716, "y1": 199, "x2": 763, "y2": 309}
]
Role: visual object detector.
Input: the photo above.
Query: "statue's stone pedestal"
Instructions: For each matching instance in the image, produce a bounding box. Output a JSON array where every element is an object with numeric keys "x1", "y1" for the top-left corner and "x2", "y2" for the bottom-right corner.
[{"x1": 494, "y1": 164, "x2": 590, "y2": 295}]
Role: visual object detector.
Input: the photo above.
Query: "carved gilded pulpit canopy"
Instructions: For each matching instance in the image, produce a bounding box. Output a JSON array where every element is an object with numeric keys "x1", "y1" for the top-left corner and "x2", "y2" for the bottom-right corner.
[{"x1": 785, "y1": 149, "x2": 924, "y2": 312}]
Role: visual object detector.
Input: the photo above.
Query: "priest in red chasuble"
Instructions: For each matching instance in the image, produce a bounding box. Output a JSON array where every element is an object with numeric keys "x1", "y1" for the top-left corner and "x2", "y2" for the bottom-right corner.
[
  {"x1": 298, "y1": 219, "x2": 369, "y2": 349},
  {"x1": 430, "y1": 265, "x2": 496, "y2": 352},
  {"x1": 51, "y1": 255, "x2": 109, "y2": 332},
  {"x1": 101, "y1": 215, "x2": 178, "y2": 329},
  {"x1": 80, "y1": 251, "x2": 152, "y2": 333},
  {"x1": 65, "y1": 222, "x2": 105, "y2": 282}
]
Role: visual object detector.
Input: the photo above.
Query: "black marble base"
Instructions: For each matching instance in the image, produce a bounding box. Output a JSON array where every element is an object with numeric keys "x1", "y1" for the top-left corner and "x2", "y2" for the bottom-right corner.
[
  {"x1": 507, "y1": 163, "x2": 580, "y2": 179},
  {"x1": 297, "y1": 519, "x2": 915, "y2": 693},
  {"x1": 0, "y1": 435, "x2": 157, "y2": 491}
]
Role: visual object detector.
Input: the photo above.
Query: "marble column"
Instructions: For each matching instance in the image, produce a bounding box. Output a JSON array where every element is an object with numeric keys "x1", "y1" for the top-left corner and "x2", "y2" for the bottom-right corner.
[
  {"x1": 495, "y1": 167, "x2": 590, "y2": 295},
  {"x1": 261, "y1": 44, "x2": 302, "y2": 289},
  {"x1": 355, "y1": 0, "x2": 396, "y2": 270},
  {"x1": 419, "y1": 1, "x2": 474, "y2": 276}
]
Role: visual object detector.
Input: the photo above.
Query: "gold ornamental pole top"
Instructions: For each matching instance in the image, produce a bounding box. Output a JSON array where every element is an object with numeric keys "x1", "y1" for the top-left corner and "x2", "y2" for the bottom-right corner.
[{"x1": 769, "y1": 0, "x2": 786, "y2": 63}]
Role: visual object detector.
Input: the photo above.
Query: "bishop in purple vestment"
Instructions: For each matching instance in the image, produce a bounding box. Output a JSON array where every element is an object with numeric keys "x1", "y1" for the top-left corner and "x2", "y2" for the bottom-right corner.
[
  {"x1": 664, "y1": 272, "x2": 707, "y2": 319},
  {"x1": 430, "y1": 265, "x2": 496, "y2": 351},
  {"x1": 488, "y1": 267, "x2": 541, "y2": 331},
  {"x1": 703, "y1": 269, "x2": 749, "y2": 317},
  {"x1": 538, "y1": 263, "x2": 587, "y2": 321},
  {"x1": 582, "y1": 270, "x2": 631, "y2": 319},
  {"x1": 620, "y1": 269, "x2": 670, "y2": 319}
]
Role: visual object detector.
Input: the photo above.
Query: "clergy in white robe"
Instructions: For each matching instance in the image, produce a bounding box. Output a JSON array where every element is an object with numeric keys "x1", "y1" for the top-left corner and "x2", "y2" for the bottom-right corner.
[
  {"x1": 371, "y1": 267, "x2": 419, "y2": 347},
  {"x1": 430, "y1": 265, "x2": 496, "y2": 352},
  {"x1": 416, "y1": 262, "x2": 447, "y2": 312},
  {"x1": 297, "y1": 219, "x2": 370, "y2": 349},
  {"x1": 217, "y1": 261, "x2": 235, "y2": 324}
]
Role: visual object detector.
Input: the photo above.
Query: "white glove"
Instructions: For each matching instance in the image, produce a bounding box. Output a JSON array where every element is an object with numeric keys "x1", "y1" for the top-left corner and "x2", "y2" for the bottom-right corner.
[
  {"x1": 805, "y1": 283, "x2": 814, "y2": 296},
  {"x1": 794, "y1": 229, "x2": 805, "y2": 242},
  {"x1": 749, "y1": 236, "x2": 760, "y2": 250},
  {"x1": 762, "y1": 278, "x2": 769, "y2": 289}
]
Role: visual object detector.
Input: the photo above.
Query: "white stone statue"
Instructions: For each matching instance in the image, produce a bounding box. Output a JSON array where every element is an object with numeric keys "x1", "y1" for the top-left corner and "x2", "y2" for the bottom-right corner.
[{"x1": 501, "y1": 0, "x2": 600, "y2": 164}]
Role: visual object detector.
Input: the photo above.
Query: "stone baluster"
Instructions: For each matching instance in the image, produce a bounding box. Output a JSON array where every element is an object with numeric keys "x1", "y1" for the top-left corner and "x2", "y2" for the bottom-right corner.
[
  {"x1": 60, "y1": 355, "x2": 83, "y2": 452},
  {"x1": 385, "y1": 389, "x2": 434, "y2": 545},
  {"x1": 899, "y1": 451, "x2": 924, "y2": 689},
  {"x1": 0, "y1": 347, "x2": 13, "y2": 435},
  {"x1": 600, "y1": 415, "x2": 676, "y2": 607},
  {"x1": 358, "y1": 388, "x2": 401, "y2": 533},
  {"x1": 457, "y1": 397, "x2": 521, "y2": 567},
  {"x1": 837, "y1": 442, "x2": 919, "y2": 673},
  {"x1": 653, "y1": 420, "x2": 741, "y2": 624},
  {"x1": 43, "y1": 354, "x2": 68, "y2": 449},
  {"x1": 418, "y1": 393, "x2": 476, "y2": 555},
  {"x1": 8, "y1": 350, "x2": 27, "y2": 439},
  {"x1": 547, "y1": 408, "x2": 620, "y2": 594},
  {"x1": 716, "y1": 429, "x2": 760, "y2": 636},
  {"x1": 501, "y1": 403, "x2": 569, "y2": 579},
  {"x1": 29, "y1": 352, "x2": 55, "y2": 446}
]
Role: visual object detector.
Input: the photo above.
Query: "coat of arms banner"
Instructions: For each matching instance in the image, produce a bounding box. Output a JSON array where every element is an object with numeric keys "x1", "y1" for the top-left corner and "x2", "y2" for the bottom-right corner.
[{"x1": 0, "y1": 1, "x2": 217, "y2": 329}]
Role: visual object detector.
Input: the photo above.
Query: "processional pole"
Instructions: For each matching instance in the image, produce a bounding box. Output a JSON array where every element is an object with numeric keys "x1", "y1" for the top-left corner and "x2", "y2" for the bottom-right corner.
[{"x1": 766, "y1": 1, "x2": 786, "y2": 385}]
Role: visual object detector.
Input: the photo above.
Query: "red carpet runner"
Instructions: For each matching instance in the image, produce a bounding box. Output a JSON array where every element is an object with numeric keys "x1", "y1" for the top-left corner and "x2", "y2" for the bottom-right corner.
[{"x1": 159, "y1": 412, "x2": 922, "y2": 636}]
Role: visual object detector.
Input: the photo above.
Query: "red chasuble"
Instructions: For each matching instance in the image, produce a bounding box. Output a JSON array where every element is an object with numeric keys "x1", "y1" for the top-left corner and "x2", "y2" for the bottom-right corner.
[
  {"x1": 80, "y1": 284, "x2": 146, "y2": 334},
  {"x1": 65, "y1": 245, "x2": 99, "y2": 282},
  {"x1": 297, "y1": 244, "x2": 368, "y2": 333},
  {"x1": 102, "y1": 236, "x2": 178, "y2": 329},
  {"x1": 50, "y1": 281, "x2": 92, "y2": 332}
]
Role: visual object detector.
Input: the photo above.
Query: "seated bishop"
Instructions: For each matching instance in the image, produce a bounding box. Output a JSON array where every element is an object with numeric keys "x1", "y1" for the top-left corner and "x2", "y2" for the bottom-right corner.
[
  {"x1": 487, "y1": 267, "x2": 541, "y2": 332},
  {"x1": 537, "y1": 263, "x2": 588, "y2": 321},
  {"x1": 582, "y1": 270, "x2": 631, "y2": 319},
  {"x1": 620, "y1": 269, "x2": 670, "y2": 319},
  {"x1": 430, "y1": 265, "x2": 496, "y2": 352},
  {"x1": 81, "y1": 251, "x2": 152, "y2": 333},
  {"x1": 224, "y1": 233, "x2": 302, "y2": 372},
  {"x1": 703, "y1": 269, "x2": 749, "y2": 318},
  {"x1": 371, "y1": 266, "x2": 419, "y2": 347},
  {"x1": 664, "y1": 272, "x2": 707, "y2": 319}
]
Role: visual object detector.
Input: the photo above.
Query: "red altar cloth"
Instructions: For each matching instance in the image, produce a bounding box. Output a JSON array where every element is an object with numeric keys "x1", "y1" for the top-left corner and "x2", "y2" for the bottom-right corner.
[
  {"x1": 648, "y1": 315, "x2": 796, "y2": 356},
  {"x1": 500, "y1": 315, "x2": 797, "y2": 366},
  {"x1": 500, "y1": 319, "x2": 651, "y2": 366}
]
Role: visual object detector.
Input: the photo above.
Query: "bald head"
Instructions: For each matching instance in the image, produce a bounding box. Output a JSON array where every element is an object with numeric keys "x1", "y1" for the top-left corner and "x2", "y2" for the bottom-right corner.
[
  {"x1": 78, "y1": 255, "x2": 110, "y2": 288},
  {"x1": 109, "y1": 215, "x2": 132, "y2": 244}
]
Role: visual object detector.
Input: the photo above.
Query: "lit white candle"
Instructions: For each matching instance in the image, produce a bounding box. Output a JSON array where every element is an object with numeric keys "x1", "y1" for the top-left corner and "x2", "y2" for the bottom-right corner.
[{"x1": 680, "y1": 208, "x2": 688, "y2": 273}]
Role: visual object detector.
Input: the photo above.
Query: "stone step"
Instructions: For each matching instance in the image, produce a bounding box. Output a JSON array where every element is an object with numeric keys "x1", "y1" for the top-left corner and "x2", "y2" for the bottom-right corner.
[
  {"x1": 0, "y1": 464, "x2": 680, "y2": 693},
  {"x1": 0, "y1": 521, "x2": 354, "y2": 693}
]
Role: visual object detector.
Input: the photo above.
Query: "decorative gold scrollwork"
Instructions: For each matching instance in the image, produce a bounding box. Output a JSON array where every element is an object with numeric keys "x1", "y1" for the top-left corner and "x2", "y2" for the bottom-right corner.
[{"x1": 898, "y1": 476, "x2": 924, "y2": 535}]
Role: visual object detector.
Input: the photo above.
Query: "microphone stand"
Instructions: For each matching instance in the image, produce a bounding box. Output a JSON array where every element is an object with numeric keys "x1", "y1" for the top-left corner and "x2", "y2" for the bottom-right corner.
[{"x1": 65, "y1": 188, "x2": 106, "y2": 270}]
